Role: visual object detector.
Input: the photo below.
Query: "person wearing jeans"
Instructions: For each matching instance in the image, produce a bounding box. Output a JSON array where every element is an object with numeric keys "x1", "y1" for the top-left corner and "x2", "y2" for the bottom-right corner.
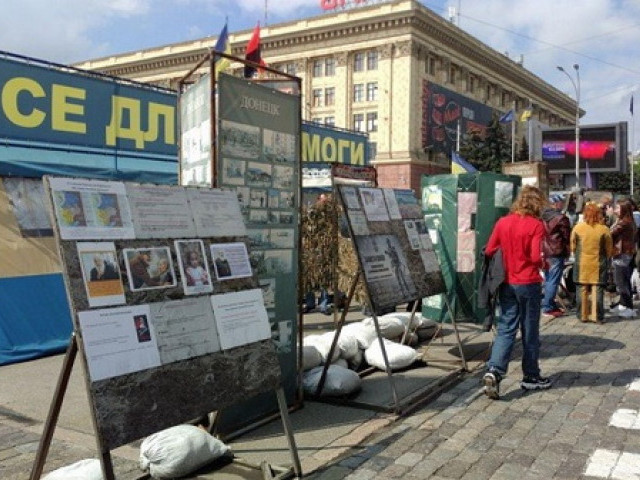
[
  {"x1": 610, "y1": 199, "x2": 637, "y2": 317},
  {"x1": 482, "y1": 185, "x2": 551, "y2": 400},
  {"x1": 541, "y1": 194, "x2": 571, "y2": 317}
]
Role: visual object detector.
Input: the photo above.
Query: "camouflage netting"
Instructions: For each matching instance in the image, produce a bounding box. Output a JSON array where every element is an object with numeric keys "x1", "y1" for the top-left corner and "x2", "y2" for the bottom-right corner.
[{"x1": 300, "y1": 196, "x2": 366, "y2": 305}]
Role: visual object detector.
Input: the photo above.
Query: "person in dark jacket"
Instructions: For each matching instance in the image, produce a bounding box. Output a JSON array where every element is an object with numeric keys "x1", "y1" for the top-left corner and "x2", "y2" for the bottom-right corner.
[
  {"x1": 541, "y1": 194, "x2": 571, "y2": 318},
  {"x1": 610, "y1": 199, "x2": 637, "y2": 317}
]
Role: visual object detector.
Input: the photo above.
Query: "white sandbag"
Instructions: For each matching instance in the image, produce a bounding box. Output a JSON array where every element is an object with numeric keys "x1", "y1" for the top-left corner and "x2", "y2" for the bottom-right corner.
[
  {"x1": 301, "y1": 344, "x2": 323, "y2": 370},
  {"x1": 304, "y1": 333, "x2": 340, "y2": 363},
  {"x1": 347, "y1": 348, "x2": 364, "y2": 370},
  {"x1": 386, "y1": 311, "x2": 422, "y2": 329},
  {"x1": 331, "y1": 357, "x2": 349, "y2": 369},
  {"x1": 336, "y1": 330, "x2": 360, "y2": 360},
  {"x1": 341, "y1": 322, "x2": 377, "y2": 349},
  {"x1": 362, "y1": 314, "x2": 406, "y2": 339},
  {"x1": 365, "y1": 338, "x2": 419, "y2": 371},
  {"x1": 43, "y1": 459, "x2": 103, "y2": 480},
  {"x1": 302, "y1": 365, "x2": 362, "y2": 396},
  {"x1": 140, "y1": 424, "x2": 230, "y2": 479}
]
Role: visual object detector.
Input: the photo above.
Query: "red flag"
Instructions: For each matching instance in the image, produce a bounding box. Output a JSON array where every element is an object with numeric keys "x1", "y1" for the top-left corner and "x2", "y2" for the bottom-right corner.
[{"x1": 244, "y1": 23, "x2": 265, "y2": 78}]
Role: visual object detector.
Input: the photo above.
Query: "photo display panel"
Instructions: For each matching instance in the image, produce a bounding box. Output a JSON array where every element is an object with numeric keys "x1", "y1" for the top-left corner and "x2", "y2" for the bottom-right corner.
[
  {"x1": 337, "y1": 185, "x2": 446, "y2": 315},
  {"x1": 44, "y1": 176, "x2": 281, "y2": 450},
  {"x1": 217, "y1": 74, "x2": 300, "y2": 400}
]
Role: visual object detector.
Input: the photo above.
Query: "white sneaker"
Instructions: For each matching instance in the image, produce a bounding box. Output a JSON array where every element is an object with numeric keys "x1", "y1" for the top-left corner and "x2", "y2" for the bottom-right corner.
[{"x1": 618, "y1": 307, "x2": 636, "y2": 318}]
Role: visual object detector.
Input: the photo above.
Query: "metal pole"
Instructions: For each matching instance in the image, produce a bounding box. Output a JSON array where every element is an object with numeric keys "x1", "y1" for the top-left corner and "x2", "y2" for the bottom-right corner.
[
  {"x1": 557, "y1": 65, "x2": 580, "y2": 189},
  {"x1": 574, "y1": 64, "x2": 581, "y2": 191}
]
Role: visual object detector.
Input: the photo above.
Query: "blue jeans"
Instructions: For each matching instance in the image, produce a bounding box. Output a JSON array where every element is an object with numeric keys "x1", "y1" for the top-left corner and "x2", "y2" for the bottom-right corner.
[
  {"x1": 612, "y1": 254, "x2": 634, "y2": 309},
  {"x1": 488, "y1": 282, "x2": 542, "y2": 378},
  {"x1": 542, "y1": 256, "x2": 565, "y2": 312}
]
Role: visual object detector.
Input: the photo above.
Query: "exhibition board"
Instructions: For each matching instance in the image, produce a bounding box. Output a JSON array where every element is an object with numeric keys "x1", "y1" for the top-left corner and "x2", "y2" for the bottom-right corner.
[{"x1": 33, "y1": 176, "x2": 299, "y2": 478}]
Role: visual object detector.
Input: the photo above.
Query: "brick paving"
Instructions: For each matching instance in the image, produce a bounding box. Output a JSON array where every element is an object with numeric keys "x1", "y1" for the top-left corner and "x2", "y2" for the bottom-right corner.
[
  {"x1": 2, "y1": 308, "x2": 640, "y2": 479},
  {"x1": 306, "y1": 311, "x2": 640, "y2": 480}
]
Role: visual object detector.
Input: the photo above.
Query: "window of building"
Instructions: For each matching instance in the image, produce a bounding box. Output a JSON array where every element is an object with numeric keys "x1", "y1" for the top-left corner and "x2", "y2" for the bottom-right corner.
[
  {"x1": 426, "y1": 55, "x2": 436, "y2": 75},
  {"x1": 285, "y1": 63, "x2": 297, "y2": 75},
  {"x1": 325, "y1": 57, "x2": 335, "y2": 76},
  {"x1": 311, "y1": 117, "x2": 322, "y2": 124},
  {"x1": 369, "y1": 142, "x2": 377, "y2": 160},
  {"x1": 367, "y1": 50, "x2": 378, "y2": 70},
  {"x1": 313, "y1": 60, "x2": 323, "y2": 77},
  {"x1": 353, "y1": 113, "x2": 364, "y2": 132},
  {"x1": 366, "y1": 112, "x2": 378, "y2": 132},
  {"x1": 448, "y1": 65, "x2": 457, "y2": 84},
  {"x1": 501, "y1": 91, "x2": 510, "y2": 107},
  {"x1": 467, "y1": 74, "x2": 476, "y2": 93},
  {"x1": 354, "y1": 52, "x2": 365, "y2": 72},
  {"x1": 366, "y1": 82, "x2": 378, "y2": 101},
  {"x1": 353, "y1": 83, "x2": 364, "y2": 103},
  {"x1": 324, "y1": 116, "x2": 335, "y2": 126},
  {"x1": 325, "y1": 87, "x2": 335, "y2": 106},
  {"x1": 312, "y1": 88, "x2": 323, "y2": 107}
]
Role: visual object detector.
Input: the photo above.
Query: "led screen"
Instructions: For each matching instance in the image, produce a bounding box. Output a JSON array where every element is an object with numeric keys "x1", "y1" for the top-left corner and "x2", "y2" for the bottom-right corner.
[{"x1": 541, "y1": 123, "x2": 626, "y2": 172}]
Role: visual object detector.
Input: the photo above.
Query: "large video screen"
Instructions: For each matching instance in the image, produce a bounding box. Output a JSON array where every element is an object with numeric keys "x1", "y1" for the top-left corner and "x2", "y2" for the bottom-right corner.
[{"x1": 541, "y1": 122, "x2": 627, "y2": 173}]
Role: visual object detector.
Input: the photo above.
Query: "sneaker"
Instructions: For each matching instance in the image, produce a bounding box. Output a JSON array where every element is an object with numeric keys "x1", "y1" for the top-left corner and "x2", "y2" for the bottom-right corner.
[
  {"x1": 618, "y1": 307, "x2": 636, "y2": 318},
  {"x1": 483, "y1": 371, "x2": 500, "y2": 399},
  {"x1": 520, "y1": 375, "x2": 552, "y2": 391},
  {"x1": 544, "y1": 309, "x2": 564, "y2": 318}
]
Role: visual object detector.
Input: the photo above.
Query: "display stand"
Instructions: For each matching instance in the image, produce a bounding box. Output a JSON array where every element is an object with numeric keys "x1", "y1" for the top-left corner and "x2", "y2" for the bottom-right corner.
[
  {"x1": 311, "y1": 184, "x2": 467, "y2": 414},
  {"x1": 32, "y1": 178, "x2": 301, "y2": 480}
]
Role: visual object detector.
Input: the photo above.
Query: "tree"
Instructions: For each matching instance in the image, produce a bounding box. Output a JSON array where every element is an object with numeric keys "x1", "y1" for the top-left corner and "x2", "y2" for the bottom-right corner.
[{"x1": 458, "y1": 115, "x2": 511, "y2": 172}]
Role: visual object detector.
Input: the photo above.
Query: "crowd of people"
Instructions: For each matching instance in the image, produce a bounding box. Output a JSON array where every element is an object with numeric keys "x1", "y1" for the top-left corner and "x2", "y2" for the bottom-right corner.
[{"x1": 482, "y1": 185, "x2": 640, "y2": 400}]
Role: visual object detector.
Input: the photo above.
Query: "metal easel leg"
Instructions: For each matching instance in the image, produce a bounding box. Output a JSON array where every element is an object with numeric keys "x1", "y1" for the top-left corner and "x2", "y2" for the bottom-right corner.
[
  {"x1": 276, "y1": 387, "x2": 302, "y2": 478},
  {"x1": 30, "y1": 334, "x2": 78, "y2": 480},
  {"x1": 442, "y1": 295, "x2": 468, "y2": 372}
]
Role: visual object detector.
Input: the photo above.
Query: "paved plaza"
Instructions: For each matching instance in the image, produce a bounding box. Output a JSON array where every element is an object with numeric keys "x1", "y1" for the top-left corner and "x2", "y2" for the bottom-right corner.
[{"x1": 1, "y1": 307, "x2": 639, "y2": 479}]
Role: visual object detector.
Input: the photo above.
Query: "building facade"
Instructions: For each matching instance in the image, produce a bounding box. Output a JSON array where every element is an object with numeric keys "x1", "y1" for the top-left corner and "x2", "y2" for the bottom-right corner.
[{"x1": 75, "y1": 0, "x2": 576, "y2": 193}]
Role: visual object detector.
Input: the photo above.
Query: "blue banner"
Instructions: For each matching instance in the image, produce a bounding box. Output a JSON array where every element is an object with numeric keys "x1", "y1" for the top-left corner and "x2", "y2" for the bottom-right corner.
[{"x1": 0, "y1": 57, "x2": 177, "y2": 156}]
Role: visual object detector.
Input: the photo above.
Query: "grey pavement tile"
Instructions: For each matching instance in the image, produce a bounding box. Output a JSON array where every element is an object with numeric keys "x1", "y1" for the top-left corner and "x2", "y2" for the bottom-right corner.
[{"x1": 435, "y1": 458, "x2": 473, "y2": 478}]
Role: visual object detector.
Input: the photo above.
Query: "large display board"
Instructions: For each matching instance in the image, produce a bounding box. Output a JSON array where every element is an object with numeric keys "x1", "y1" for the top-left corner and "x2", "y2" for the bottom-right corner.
[
  {"x1": 44, "y1": 176, "x2": 282, "y2": 451},
  {"x1": 336, "y1": 185, "x2": 446, "y2": 314}
]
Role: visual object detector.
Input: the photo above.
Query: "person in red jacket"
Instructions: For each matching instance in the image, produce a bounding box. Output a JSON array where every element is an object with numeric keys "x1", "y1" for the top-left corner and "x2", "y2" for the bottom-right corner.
[{"x1": 482, "y1": 185, "x2": 551, "y2": 399}]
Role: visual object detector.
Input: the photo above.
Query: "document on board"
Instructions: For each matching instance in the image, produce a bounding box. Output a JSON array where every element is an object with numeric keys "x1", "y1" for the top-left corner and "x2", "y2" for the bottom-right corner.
[
  {"x1": 78, "y1": 305, "x2": 161, "y2": 382},
  {"x1": 126, "y1": 184, "x2": 197, "y2": 238},
  {"x1": 210, "y1": 289, "x2": 271, "y2": 350},
  {"x1": 186, "y1": 188, "x2": 247, "y2": 237},
  {"x1": 150, "y1": 297, "x2": 220, "y2": 365}
]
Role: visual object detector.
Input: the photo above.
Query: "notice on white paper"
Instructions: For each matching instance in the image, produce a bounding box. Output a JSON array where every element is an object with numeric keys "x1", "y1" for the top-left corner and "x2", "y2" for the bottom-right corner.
[
  {"x1": 126, "y1": 184, "x2": 197, "y2": 238},
  {"x1": 78, "y1": 305, "x2": 161, "y2": 382},
  {"x1": 150, "y1": 297, "x2": 220, "y2": 365},
  {"x1": 186, "y1": 188, "x2": 246, "y2": 237},
  {"x1": 383, "y1": 189, "x2": 402, "y2": 220},
  {"x1": 359, "y1": 188, "x2": 389, "y2": 222},
  {"x1": 210, "y1": 242, "x2": 253, "y2": 280},
  {"x1": 210, "y1": 289, "x2": 271, "y2": 350},
  {"x1": 49, "y1": 177, "x2": 134, "y2": 240}
]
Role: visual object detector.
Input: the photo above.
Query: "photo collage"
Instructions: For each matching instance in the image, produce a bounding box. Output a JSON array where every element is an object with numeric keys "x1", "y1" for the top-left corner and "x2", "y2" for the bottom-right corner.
[{"x1": 46, "y1": 177, "x2": 273, "y2": 383}]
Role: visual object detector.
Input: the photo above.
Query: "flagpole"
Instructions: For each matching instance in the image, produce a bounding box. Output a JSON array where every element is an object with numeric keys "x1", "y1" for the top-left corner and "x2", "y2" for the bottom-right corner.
[
  {"x1": 632, "y1": 105, "x2": 635, "y2": 197},
  {"x1": 511, "y1": 101, "x2": 515, "y2": 163},
  {"x1": 456, "y1": 120, "x2": 461, "y2": 152}
]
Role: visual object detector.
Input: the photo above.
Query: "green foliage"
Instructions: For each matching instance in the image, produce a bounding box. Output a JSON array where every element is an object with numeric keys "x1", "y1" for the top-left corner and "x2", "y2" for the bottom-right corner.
[
  {"x1": 598, "y1": 171, "x2": 639, "y2": 197},
  {"x1": 458, "y1": 115, "x2": 511, "y2": 172}
]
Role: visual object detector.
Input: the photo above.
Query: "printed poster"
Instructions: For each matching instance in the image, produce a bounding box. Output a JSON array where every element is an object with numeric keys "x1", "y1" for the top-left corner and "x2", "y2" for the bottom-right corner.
[{"x1": 78, "y1": 305, "x2": 161, "y2": 382}]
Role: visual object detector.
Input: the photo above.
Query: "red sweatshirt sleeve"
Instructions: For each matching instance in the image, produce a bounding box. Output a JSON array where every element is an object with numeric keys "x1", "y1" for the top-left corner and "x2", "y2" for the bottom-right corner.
[{"x1": 485, "y1": 217, "x2": 503, "y2": 257}]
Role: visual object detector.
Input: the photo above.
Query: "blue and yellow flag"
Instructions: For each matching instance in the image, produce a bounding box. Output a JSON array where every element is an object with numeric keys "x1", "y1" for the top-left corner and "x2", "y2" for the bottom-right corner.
[
  {"x1": 519, "y1": 108, "x2": 532, "y2": 122},
  {"x1": 214, "y1": 21, "x2": 231, "y2": 78},
  {"x1": 451, "y1": 152, "x2": 477, "y2": 174}
]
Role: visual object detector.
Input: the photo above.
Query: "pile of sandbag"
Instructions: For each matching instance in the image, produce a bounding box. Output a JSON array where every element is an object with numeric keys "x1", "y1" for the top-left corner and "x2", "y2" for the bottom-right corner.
[
  {"x1": 140, "y1": 424, "x2": 231, "y2": 478},
  {"x1": 301, "y1": 312, "x2": 437, "y2": 397}
]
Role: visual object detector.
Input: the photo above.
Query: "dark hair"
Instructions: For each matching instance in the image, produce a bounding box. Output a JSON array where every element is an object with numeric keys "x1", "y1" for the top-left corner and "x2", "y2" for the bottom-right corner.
[{"x1": 617, "y1": 199, "x2": 634, "y2": 222}]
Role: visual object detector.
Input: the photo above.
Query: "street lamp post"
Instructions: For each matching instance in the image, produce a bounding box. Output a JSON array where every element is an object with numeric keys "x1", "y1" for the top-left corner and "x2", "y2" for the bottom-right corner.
[{"x1": 557, "y1": 64, "x2": 580, "y2": 190}]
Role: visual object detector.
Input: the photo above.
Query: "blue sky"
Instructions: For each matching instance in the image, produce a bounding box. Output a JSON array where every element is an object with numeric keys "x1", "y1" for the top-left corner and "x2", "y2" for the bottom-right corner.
[{"x1": 1, "y1": 0, "x2": 639, "y2": 150}]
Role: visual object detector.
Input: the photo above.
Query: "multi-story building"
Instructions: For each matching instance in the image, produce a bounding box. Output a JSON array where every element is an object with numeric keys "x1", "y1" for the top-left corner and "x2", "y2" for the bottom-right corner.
[{"x1": 75, "y1": 0, "x2": 576, "y2": 193}]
